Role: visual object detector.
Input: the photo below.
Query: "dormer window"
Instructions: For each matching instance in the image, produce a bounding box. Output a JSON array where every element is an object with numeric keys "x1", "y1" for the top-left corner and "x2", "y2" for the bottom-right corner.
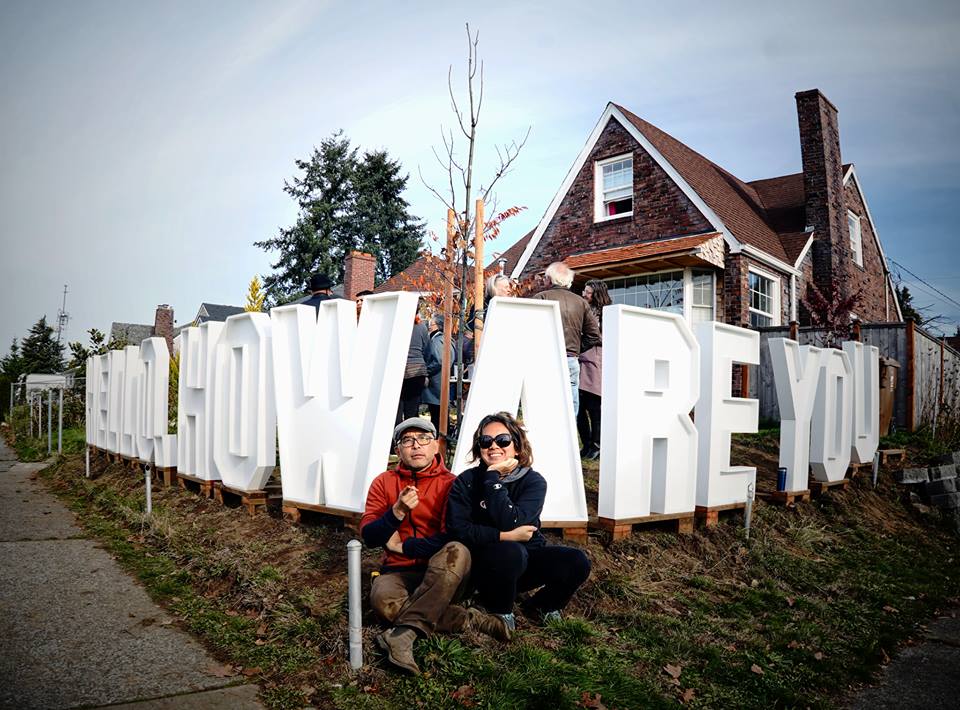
[
  {"x1": 847, "y1": 211, "x2": 863, "y2": 267},
  {"x1": 595, "y1": 154, "x2": 633, "y2": 221}
]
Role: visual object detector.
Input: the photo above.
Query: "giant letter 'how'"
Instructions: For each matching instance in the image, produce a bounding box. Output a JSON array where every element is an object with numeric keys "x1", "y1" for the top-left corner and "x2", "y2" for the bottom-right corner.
[
  {"x1": 137, "y1": 337, "x2": 173, "y2": 466},
  {"x1": 451, "y1": 297, "x2": 587, "y2": 525},
  {"x1": 695, "y1": 322, "x2": 759, "y2": 507},
  {"x1": 843, "y1": 340, "x2": 880, "y2": 464},
  {"x1": 120, "y1": 346, "x2": 142, "y2": 459},
  {"x1": 106, "y1": 349, "x2": 126, "y2": 453},
  {"x1": 213, "y1": 313, "x2": 277, "y2": 491},
  {"x1": 96, "y1": 353, "x2": 110, "y2": 450},
  {"x1": 769, "y1": 338, "x2": 821, "y2": 492},
  {"x1": 598, "y1": 305, "x2": 699, "y2": 520},
  {"x1": 177, "y1": 321, "x2": 223, "y2": 481},
  {"x1": 271, "y1": 293, "x2": 417, "y2": 512},
  {"x1": 85, "y1": 356, "x2": 100, "y2": 446},
  {"x1": 810, "y1": 348, "x2": 853, "y2": 482}
]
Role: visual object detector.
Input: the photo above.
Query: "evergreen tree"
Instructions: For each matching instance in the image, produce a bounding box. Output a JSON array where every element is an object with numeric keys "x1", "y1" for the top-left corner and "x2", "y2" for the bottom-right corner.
[
  {"x1": 1, "y1": 339, "x2": 24, "y2": 380},
  {"x1": 66, "y1": 328, "x2": 107, "y2": 370},
  {"x1": 19, "y1": 317, "x2": 64, "y2": 373},
  {"x1": 255, "y1": 131, "x2": 424, "y2": 305},
  {"x1": 896, "y1": 285, "x2": 922, "y2": 323}
]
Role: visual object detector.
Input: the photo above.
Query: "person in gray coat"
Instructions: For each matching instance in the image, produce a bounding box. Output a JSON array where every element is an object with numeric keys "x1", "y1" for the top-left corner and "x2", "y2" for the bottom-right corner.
[{"x1": 422, "y1": 314, "x2": 452, "y2": 430}]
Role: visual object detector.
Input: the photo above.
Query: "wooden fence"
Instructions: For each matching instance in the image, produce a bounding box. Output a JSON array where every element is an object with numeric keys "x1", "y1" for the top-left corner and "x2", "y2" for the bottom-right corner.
[{"x1": 751, "y1": 321, "x2": 960, "y2": 431}]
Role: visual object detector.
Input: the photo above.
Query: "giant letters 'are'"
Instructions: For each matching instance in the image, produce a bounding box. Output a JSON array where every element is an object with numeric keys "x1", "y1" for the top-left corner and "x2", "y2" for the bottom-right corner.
[
  {"x1": 695, "y1": 323, "x2": 760, "y2": 507},
  {"x1": 271, "y1": 294, "x2": 417, "y2": 512},
  {"x1": 769, "y1": 339, "x2": 821, "y2": 492},
  {"x1": 213, "y1": 313, "x2": 277, "y2": 491},
  {"x1": 178, "y1": 321, "x2": 223, "y2": 481},
  {"x1": 452, "y1": 297, "x2": 588, "y2": 524},
  {"x1": 96, "y1": 353, "x2": 110, "y2": 450},
  {"x1": 106, "y1": 349, "x2": 126, "y2": 453},
  {"x1": 843, "y1": 341, "x2": 880, "y2": 464},
  {"x1": 598, "y1": 306, "x2": 698, "y2": 520},
  {"x1": 810, "y1": 348, "x2": 854, "y2": 482},
  {"x1": 136, "y1": 337, "x2": 173, "y2": 465},
  {"x1": 119, "y1": 346, "x2": 142, "y2": 459},
  {"x1": 85, "y1": 355, "x2": 100, "y2": 446}
]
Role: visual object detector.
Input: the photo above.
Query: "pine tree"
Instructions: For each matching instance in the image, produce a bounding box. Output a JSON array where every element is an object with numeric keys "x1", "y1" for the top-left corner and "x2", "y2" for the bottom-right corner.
[
  {"x1": 0, "y1": 339, "x2": 24, "y2": 380},
  {"x1": 19, "y1": 317, "x2": 64, "y2": 374},
  {"x1": 255, "y1": 131, "x2": 424, "y2": 305},
  {"x1": 896, "y1": 285, "x2": 922, "y2": 323},
  {"x1": 245, "y1": 275, "x2": 267, "y2": 312}
]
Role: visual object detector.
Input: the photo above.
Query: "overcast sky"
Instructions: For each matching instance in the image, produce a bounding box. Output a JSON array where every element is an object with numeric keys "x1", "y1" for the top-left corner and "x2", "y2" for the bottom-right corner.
[{"x1": 2, "y1": 0, "x2": 959, "y2": 357}]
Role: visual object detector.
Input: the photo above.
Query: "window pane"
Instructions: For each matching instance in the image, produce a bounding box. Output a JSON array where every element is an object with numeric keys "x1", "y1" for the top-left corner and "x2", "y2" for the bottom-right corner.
[{"x1": 750, "y1": 311, "x2": 772, "y2": 328}]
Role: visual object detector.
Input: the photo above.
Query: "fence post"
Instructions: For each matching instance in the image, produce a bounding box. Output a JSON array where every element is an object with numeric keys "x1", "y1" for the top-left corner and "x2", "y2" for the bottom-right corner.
[
  {"x1": 789, "y1": 320, "x2": 798, "y2": 341},
  {"x1": 57, "y1": 388, "x2": 63, "y2": 454},
  {"x1": 905, "y1": 319, "x2": 916, "y2": 432}
]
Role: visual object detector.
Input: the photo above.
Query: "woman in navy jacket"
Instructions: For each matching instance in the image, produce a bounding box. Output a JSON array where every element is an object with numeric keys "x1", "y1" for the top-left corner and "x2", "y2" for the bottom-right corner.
[{"x1": 446, "y1": 412, "x2": 591, "y2": 630}]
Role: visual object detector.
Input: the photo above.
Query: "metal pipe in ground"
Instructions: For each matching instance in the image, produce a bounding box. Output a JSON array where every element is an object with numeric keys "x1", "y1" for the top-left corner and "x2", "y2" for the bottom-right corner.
[
  {"x1": 47, "y1": 391, "x2": 52, "y2": 454},
  {"x1": 744, "y1": 482, "x2": 755, "y2": 540},
  {"x1": 347, "y1": 539, "x2": 363, "y2": 670},
  {"x1": 85, "y1": 447, "x2": 90, "y2": 478},
  {"x1": 57, "y1": 388, "x2": 63, "y2": 454},
  {"x1": 872, "y1": 450, "x2": 880, "y2": 488},
  {"x1": 145, "y1": 465, "x2": 152, "y2": 515}
]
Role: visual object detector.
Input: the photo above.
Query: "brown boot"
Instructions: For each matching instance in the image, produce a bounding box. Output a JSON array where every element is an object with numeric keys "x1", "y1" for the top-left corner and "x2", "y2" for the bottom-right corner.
[
  {"x1": 467, "y1": 607, "x2": 512, "y2": 642},
  {"x1": 377, "y1": 626, "x2": 420, "y2": 674}
]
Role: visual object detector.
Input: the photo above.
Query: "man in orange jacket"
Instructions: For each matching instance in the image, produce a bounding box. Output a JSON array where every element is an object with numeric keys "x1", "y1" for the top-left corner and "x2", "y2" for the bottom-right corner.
[{"x1": 361, "y1": 417, "x2": 510, "y2": 674}]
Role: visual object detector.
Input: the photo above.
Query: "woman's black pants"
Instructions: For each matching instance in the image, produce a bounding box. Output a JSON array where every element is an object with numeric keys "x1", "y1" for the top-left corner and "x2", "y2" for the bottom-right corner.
[
  {"x1": 577, "y1": 390, "x2": 601, "y2": 448},
  {"x1": 470, "y1": 542, "x2": 591, "y2": 615}
]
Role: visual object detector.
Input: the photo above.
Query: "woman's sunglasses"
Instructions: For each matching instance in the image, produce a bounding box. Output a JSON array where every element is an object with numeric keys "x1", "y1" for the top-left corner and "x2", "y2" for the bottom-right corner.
[{"x1": 478, "y1": 433, "x2": 514, "y2": 449}]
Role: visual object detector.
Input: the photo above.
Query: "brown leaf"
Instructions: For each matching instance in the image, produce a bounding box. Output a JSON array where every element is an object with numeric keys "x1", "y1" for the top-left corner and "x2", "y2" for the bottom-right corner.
[
  {"x1": 883, "y1": 605, "x2": 899, "y2": 614},
  {"x1": 813, "y1": 651, "x2": 824, "y2": 660},
  {"x1": 664, "y1": 664, "x2": 683, "y2": 679},
  {"x1": 225, "y1": 609, "x2": 239, "y2": 617},
  {"x1": 256, "y1": 623, "x2": 268, "y2": 636},
  {"x1": 787, "y1": 640, "x2": 801, "y2": 649},
  {"x1": 577, "y1": 692, "x2": 606, "y2": 709},
  {"x1": 750, "y1": 664, "x2": 764, "y2": 675},
  {"x1": 786, "y1": 596, "x2": 796, "y2": 607},
  {"x1": 724, "y1": 643, "x2": 737, "y2": 652},
  {"x1": 254, "y1": 638, "x2": 266, "y2": 646},
  {"x1": 452, "y1": 684, "x2": 477, "y2": 707},
  {"x1": 682, "y1": 688, "x2": 696, "y2": 703},
  {"x1": 206, "y1": 663, "x2": 236, "y2": 678},
  {"x1": 241, "y1": 666, "x2": 262, "y2": 677},
  {"x1": 881, "y1": 648, "x2": 891, "y2": 664}
]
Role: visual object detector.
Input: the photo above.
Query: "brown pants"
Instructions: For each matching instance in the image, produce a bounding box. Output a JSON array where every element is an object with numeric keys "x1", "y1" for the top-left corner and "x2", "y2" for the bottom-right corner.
[{"x1": 370, "y1": 541, "x2": 471, "y2": 637}]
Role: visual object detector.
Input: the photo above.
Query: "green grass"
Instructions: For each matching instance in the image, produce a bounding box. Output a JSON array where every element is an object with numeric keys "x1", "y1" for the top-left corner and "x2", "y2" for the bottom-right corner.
[{"x1": 33, "y1": 444, "x2": 960, "y2": 710}]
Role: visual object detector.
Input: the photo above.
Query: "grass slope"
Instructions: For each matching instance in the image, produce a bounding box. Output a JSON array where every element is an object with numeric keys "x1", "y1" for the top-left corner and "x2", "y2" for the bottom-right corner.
[{"x1": 34, "y1": 430, "x2": 960, "y2": 709}]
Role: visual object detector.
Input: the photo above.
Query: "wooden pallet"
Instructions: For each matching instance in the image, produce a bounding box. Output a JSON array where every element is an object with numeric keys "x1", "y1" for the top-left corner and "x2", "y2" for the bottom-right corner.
[
  {"x1": 541, "y1": 521, "x2": 590, "y2": 544},
  {"x1": 695, "y1": 502, "x2": 747, "y2": 527},
  {"x1": 847, "y1": 461, "x2": 873, "y2": 478},
  {"x1": 880, "y1": 449, "x2": 905, "y2": 466},
  {"x1": 214, "y1": 482, "x2": 270, "y2": 516},
  {"x1": 758, "y1": 489, "x2": 811, "y2": 506},
  {"x1": 156, "y1": 467, "x2": 178, "y2": 487},
  {"x1": 176, "y1": 472, "x2": 216, "y2": 498},
  {"x1": 809, "y1": 478, "x2": 850, "y2": 496},
  {"x1": 281, "y1": 500, "x2": 363, "y2": 532},
  {"x1": 592, "y1": 512, "x2": 694, "y2": 540}
]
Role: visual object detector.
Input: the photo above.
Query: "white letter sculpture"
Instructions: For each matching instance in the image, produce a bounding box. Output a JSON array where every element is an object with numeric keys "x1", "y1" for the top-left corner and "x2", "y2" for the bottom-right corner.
[
  {"x1": 136, "y1": 337, "x2": 175, "y2": 466},
  {"x1": 694, "y1": 323, "x2": 759, "y2": 507},
  {"x1": 177, "y1": 321, "x2": 223, "y2": 482},
  {"x1": 452, "y1": 297, "x2": 587, "y2": 525},
  {"x1": 271, "y1": 293, "x2": 417, "y2": 512},
  {"x1": 85, "y1": 356, "x2": 101, "y2": 446},
  {"x1": 96, "y1": 353, "x2": 110, "y2": 450},
  {"x1": 213, "y1": 313, "x2": 277, "y2": 492},
  {"x1": 843, "y1": 341, "x2": 880, "y2": 464},
  {"x1": 810, "y1": 348, "x2": 854, "y2": 482},
  {"x1": 598, "y1": 305, "x2": 699, "y2": 520},
  {"x1": 769, "y1": 338, "x2": 821, "y2": 493},
  {"x1": 106, "y1": 349, "x2": 126, "y2": 453},
  {"x1": 119, "y1": 346, "x2": 142, "y2": 459}
]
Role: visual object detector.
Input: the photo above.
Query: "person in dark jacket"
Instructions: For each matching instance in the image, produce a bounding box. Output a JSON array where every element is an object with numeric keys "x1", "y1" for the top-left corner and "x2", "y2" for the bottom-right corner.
[
  {"x1": 446, "y1": 412, "x2": 591, "y2": 631},
  {"x1": 361, "y1": 418, "x2": 510, "y2": 675},
  {"x1": 302, "y1": 273, "x2": 335, "y2": 311},
  {"x1": 577, "y1": 279, "x2": 611, "y2": 460},
  {"x1": 422, "y1": 314, "x2": 452, "y2": 430},
  {"x1": 396, "y1": 317, "x2": 433, "y2": 425}
]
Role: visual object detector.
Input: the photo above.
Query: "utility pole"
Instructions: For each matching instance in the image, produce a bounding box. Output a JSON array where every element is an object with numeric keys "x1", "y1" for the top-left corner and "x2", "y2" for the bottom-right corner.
[{"x1": 56, "y1": 284, "x2": 70, "y2": 345}]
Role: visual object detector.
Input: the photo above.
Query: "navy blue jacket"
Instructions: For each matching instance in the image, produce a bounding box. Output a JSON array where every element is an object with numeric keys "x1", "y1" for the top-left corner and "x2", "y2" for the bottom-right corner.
[{"x1": 446, "y1": 465, "x2": 547, "y2": 548}]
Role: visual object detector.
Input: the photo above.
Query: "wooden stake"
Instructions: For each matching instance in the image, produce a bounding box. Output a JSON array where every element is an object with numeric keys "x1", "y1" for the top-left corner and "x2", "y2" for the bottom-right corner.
[
  {"x1": 473, "y1": 199, "x2": 485, "y2": 350},
  {"x1": 439, "y1": 209, "x2": 456, "y2": 456}
]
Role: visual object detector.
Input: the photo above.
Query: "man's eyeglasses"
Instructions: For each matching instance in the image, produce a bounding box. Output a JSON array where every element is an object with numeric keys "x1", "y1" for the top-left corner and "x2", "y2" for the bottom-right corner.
[
  {"x1": 397, "y1": 433, "x2": 436, "y2": 448},
  {"x1": 478, "y1": 433, "x2": 514, "y2": 449}
]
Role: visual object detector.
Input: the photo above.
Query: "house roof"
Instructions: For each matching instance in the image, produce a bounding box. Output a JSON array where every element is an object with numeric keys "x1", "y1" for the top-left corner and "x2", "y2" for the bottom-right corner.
[
  {"x1": 109, "y1": 322, "x2": 154, "y2": 346},
  {"x1": 195, "y1": 303, "x2": 245, "y2": 323},
  {"x1": 488, "y1": 230, "x2": 534, "y2": 277},
  {"x1": 566, "y1": 233, "x2": 722, "y2": 272}
]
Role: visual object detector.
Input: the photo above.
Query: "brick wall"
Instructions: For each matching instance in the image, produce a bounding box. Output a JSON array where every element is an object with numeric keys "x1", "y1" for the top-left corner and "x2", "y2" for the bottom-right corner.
[
  {"x1": 843, "y1": 178, "x2": 898, "y2": 322},
  {"x1": 153, "y1": 305, "x2": 174, "y2": 354},
  {"x1": 521, "y1": 118, "x2": 713, "y2": 277},
  {"x1": 344, "y1": 251, "x2": 376, "y2": 299}
]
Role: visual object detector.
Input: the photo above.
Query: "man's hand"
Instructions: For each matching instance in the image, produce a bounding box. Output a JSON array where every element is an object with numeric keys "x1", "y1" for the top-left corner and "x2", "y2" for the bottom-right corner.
[
  {"x1": 500, "y1": 525, "x2": 538, "y2": 542},
  {"x1": 392, "y1": 485, "x2": 420, "y2": 519},
  {"x1": 386, "y1": 531, "x2": 403, "y2": 554}
]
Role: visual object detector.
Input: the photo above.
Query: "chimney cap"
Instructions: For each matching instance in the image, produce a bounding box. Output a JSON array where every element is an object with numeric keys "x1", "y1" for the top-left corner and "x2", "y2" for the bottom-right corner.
[{"x1": 795, "y1": 88, "x2": 839, "y2": 113}]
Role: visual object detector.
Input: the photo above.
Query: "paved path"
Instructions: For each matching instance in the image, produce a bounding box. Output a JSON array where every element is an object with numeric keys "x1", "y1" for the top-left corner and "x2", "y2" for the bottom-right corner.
[
  {"x1": 847, "y1": 611, "x2": 960, "y2": 709},
  {"x1": 0, "y1": 439, "x2": 263, "y2": 709}
]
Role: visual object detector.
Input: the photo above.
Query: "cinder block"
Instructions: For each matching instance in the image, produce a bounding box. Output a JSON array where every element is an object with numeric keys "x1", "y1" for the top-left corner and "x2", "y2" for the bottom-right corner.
[
  {"x1": 930, "y1": 492, "x2": 960, "y2": 509},
  {"x1": 926, "y1": 477, "x2": 959, "y2": 496},
  {"x1": 935, "y1": 452, "x2": 960, "y2": 466},
  {"x1": 894, "y1": 467, "x2": 930, "y2": 484},
  {"x1": 929, "y1": 464, "x2": 958, "y2": 481}
]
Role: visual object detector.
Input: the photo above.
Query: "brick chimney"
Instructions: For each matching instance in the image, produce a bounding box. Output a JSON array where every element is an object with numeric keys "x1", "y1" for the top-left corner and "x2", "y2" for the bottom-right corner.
[
  {"x1": 344, "y1": 251, "x2": 376, "y2": 299},
  {"x1": 796, "y1": 89, "x2": 848, "y2": 297},
  {"x1": 153, "y1": 304, "x2": 174, "y2": 354}
]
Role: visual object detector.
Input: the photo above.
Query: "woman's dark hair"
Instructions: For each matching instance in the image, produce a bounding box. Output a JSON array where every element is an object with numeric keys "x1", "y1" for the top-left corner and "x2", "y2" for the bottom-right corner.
[
  {"x1": 584, "y1": 279, "x2": 612, "y2": 328},
  {"x1": 468, "y1": 411, "x2": 533, "y2": 468}
]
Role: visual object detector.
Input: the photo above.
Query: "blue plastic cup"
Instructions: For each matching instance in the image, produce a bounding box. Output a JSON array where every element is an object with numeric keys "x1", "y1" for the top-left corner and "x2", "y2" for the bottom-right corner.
[{"x1": 777, "y1": 467, "x2": 787, "y2": 492}]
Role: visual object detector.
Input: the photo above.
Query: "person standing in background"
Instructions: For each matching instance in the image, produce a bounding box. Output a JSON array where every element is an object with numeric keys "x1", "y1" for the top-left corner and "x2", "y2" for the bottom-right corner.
[
  {"x1": 422, "y1": 314, "x2": 452, "y2": 430},
  {"x1": 397, "y1": 315, "x2": 433, "y2": 425},
  {"x1": 577, "y1": 280, "x2": 611, "y2": 460}
]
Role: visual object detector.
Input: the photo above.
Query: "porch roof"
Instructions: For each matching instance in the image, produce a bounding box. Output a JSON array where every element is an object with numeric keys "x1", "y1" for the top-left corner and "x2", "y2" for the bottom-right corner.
[{"x1": 565, "y1": 232, "x2": 724, "y2": 280}]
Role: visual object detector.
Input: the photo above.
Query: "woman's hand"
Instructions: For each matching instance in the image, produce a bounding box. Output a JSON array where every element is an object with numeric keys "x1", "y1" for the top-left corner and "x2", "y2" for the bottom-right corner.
[
  {"x1": 385, "y1": 531, "x2": 403, "y2": 554},
  {"x1": 486, "y1": 457, "x2": 519, "y2": 476},
  {"x1": 500, "y1": 525, "x2": 538, "y2": 542}
]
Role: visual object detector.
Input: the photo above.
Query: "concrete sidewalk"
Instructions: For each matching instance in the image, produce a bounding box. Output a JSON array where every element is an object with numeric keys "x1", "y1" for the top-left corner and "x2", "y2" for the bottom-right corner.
[{"x1": 0, "y1": 439, "x2": 263, "y2": 709}]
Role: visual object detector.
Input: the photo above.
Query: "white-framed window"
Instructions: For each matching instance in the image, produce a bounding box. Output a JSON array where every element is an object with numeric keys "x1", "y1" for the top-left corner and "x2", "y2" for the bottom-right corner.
[
  {"x1": 594, "y1": 154, "x2": 633, "y2": 221},
  {"x1": 604, "y1": 267, "x2": 715, "y2": 324},
  {"x1": 748, "y1": 268, "x2": 781, "y2": 328},
  {"x1": 848, "y1": 211, "x2": 863, "y2": 267}
]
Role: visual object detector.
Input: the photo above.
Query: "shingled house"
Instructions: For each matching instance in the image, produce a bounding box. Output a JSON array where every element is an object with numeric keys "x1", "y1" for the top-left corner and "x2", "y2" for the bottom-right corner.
[{"x1": 510, "y1": 89, "x2": 902, "y2": 330}]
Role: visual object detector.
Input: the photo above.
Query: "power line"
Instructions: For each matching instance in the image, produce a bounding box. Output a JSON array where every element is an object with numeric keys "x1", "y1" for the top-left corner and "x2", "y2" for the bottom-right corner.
[{"x1": 888, "y1": 258, "x2": 960, "y2": 312}]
